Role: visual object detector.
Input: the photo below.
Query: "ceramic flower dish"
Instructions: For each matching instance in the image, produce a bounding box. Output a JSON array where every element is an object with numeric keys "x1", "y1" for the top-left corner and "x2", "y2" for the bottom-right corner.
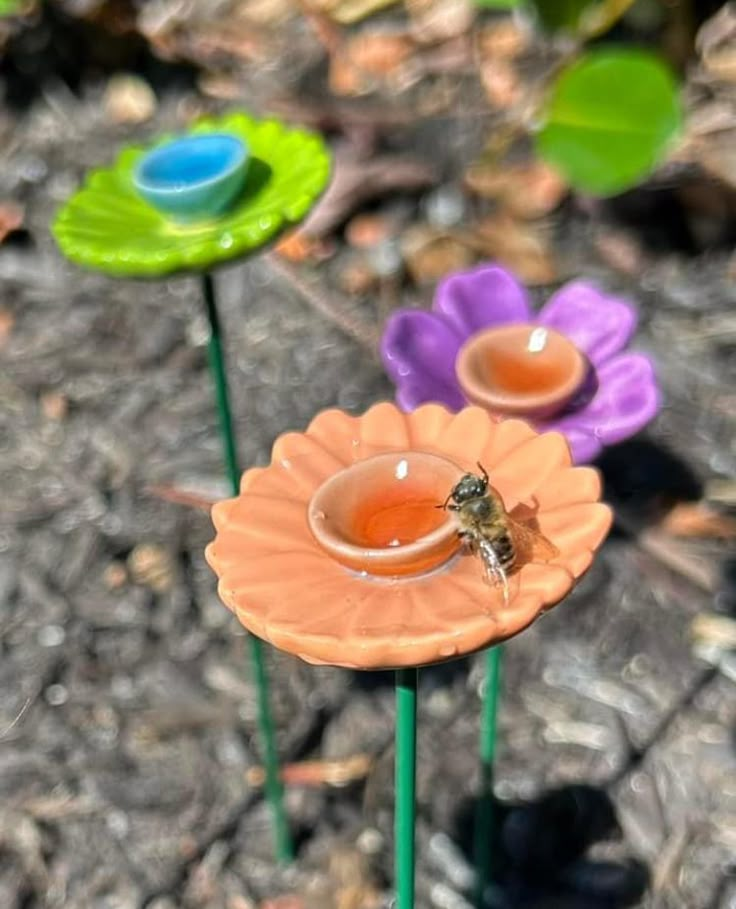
[
  {"x1": 53, "y1": 111, "x2": 331, "y2": 277},
  {"x1": 206, "y1": 402, "x2": 612, "y2": 670},
  {"x1": 381, "y1": 264, "x2": 660, "y2": 463}
]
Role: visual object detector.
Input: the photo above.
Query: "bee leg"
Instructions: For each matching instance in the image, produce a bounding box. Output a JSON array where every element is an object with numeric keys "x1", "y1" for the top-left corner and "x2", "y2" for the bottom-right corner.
[
  {"x1": 490, "y1": 563, "x2": 509, "y2": 607},
  {"x1": 500, "y1": 571, "x2": 509, "y2": 607},
  {"x1": 458, "y1": 531, "x2": 477, "y2": 556}
]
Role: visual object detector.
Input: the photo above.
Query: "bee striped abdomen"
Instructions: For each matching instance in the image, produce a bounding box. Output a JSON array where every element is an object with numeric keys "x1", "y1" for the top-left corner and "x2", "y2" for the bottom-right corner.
[{"x1": 491, "y1": 529, "x2": 515, "y2": 571}]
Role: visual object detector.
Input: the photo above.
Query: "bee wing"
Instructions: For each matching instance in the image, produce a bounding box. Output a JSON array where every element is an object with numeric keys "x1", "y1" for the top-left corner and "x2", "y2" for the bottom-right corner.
[
  {"x1": 507, "y1": 517, "x2": 559, "y2": 566},
  {"x1": 476, "y1": 539, "x2": 510, "y2": 606}
]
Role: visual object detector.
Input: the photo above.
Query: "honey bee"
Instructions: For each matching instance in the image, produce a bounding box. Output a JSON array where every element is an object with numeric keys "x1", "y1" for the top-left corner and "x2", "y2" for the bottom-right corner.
[{"x1": 439, "y1": 463, "x2": 558, "y2": 605}]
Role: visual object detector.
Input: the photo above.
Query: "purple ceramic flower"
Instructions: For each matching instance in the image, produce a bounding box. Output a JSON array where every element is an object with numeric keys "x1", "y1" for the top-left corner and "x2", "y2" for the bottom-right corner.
[{"x1": 380, "y1": 263, "x2": 660, "y2": 463}]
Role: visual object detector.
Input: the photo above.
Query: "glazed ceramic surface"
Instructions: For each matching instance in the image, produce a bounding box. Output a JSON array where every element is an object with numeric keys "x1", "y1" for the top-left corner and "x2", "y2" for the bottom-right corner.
[
  {"x1": 53, "y1": 111, "x2": 331, "y2": 277},
  {"x1": 206, "y1": 402, "x2": 612, "y2": 670},
  {"x1": 308, "y1": 450, "x2": 463, "y2": 577},
  {"x1": 381, "y1": 263, "x2": 660, "y2": 463},
  {"x1": 133, "y1": 134, "x2": 249, "y2": 222},
  {"x1": 455, "y1": 324, "x2": 588, "y2": 420}
]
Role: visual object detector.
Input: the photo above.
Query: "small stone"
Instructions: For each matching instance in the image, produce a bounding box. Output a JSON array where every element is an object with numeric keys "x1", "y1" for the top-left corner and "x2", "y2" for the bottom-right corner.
[
  {"x1": 147, "y1": 900, "x2": 178, "y2": 909},
  {"x1": 227, "y1": 897, "x2": 256, "y2": 909},
  {"x1": 367, "y1": 239, "x2": 403, "y2": 278},
  {"x1": 338, "y1": 257, "x2": 378, "y2": 295},
  {"x1": 423, "y1": 186, "x2": 465, "y2": 229},
  {"x1": 346, "y1": 213, "x2": 393, "y2": 249},
  {"x1": 104, "y1": 74, "x2": 157, "y2": 124},
  {"x1": 40, "y1": 391, "x2": 68, "y2": 422},
  {"x1": 37, "y1": 624, "x2": 65, "y2": 647},
  {"x1": 103, "y1": 561, "x2": 128, "y2": 590},
  {"x1": 356, "y1": 827, "x2": 384, "y2": 855},
  {"x1": 45, "y1": 684, "x2": 68, "y2": 706},
  {"x1": 106, "y1": 810, "x2": 130, "y2": 838},
  {"x1": 127, "y1": 543, "x2": 175, "y2": 594},
  {"x1": 430, "y1": 883, "x2": 474, "y2": 909}
]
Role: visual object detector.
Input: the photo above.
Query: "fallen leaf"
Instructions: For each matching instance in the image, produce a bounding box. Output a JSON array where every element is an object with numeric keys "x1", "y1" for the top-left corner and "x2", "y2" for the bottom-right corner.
[
  {"x1": 338, "y1": 256, "x2": 379, "y2": 294},
  {"x1": 330, "y1": 848, "x2": 383, "y2": 909},
  {"x1": 247, "y1": 754, "x2": 373, "y2": 787},
  {"x1": 477, "y1": 18, "x2": 530, "y2": 61},
  {"x1": 471, "y1": 213, "x2": 558, "y2": 284},
  {"x1": 691, "y1": 612, "x2": 736, "y2": 649},
  {"x1": 228, "y1": 897, "x2": 257, "y2": 909},
  {"x1": 660, "y1": 501, "x2": 736, "y2": 540},
  {"x1": 707, "y1": 478, "x2": 736, "y2": 506},
  {"x1": 145, "y1": 484, "x2": 216, "y2": 511},
  {"x1": 401, "y1": 224, "x2": 475, "y2": 284},
  {"x1": 274, "y1": 231, "x2": 335, "y2": 263},
  {"x1": 239, "y1": 0, "x2": 293, "y2": 26},
  {"x1": 345, "y1": 212, "x2": 394, "y2": 248},
  {"x1": 329, "y1": 31, "x2": 415, "y2": 95},
  {"x1": 198, "y1": 73, "x2": 243, "y2": 100},
  {"x1": 39, "y1": 391, "x2": 68, "y2": 421},
  {"x1": 696, "y1": 2, "x2": 736, "y2": 84},
  {"x1": 479, "y1": 57, "x2": 523, "y2": 109},
  {"x1": 261, "y1": 897, "x2": 305, "y2": 909},
  {"x1": 0, "y1": 306, "x2": 14, "y2": 348},
  {"x1": 127, "y1": 543, "x2": 175, "y2": 594},
  {"x1": 593, "y1": 227, "x2": 645, "y2": 276},
  {"x1": 325, "y1": 0, "x2": 399, "y2": 25},
  {"x1": 103, "y1": 561, "x2": 128, "y2": 591},
  {"x1": 0, "y1": 201, "x2": 24, "y2": 243},
  {"x1": 464, "y1": 158, "x2": 567, "y2": 218},
  {"x1": 405, "y1": 0, "x2": 475, "y2": 46}
]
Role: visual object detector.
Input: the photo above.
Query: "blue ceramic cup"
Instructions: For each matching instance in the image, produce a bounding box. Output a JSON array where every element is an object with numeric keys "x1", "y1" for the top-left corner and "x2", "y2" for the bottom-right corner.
[{"x1": 133, "y1": 134, "x2": 250, "y2": 223}]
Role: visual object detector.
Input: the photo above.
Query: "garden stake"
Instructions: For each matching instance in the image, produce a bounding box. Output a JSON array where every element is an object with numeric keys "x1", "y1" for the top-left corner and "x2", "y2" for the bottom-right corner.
[
  {"x1": 396, "y1": 666, "x2": 418, "y2": 909},
  {"x1": 205, "y1": 403, "x2": 613, "y2": 906},
  {"x1": 202, "y1": 271, "x2": 293, "y2": 864},
  {"x1": 474, "y1": 645, "x2": 502, "y2": 907}
]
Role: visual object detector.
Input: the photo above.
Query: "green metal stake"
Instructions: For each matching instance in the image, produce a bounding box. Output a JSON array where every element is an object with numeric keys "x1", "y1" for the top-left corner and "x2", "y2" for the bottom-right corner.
[
  {"x1": 202, "y1": 271, "x2": 293, "y2": 865},
  {"x1": 474, "y1": 645, "x2": 502, "y2": 907},
  {"x1": 395, "y1": 667, "x2": 418, "y2": 909}
]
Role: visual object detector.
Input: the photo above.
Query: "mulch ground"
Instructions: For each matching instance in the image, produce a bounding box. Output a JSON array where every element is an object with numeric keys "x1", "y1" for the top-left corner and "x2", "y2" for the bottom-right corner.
[{"x1": 1, "y1": 35, "x2": 736, "y2": 909}]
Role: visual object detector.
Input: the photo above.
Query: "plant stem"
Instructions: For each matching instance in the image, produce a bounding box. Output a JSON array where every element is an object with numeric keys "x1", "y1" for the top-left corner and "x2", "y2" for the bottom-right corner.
[
  {"x1": 395, "y1": 667, "x2": 418, "y2": 909},
  {"x1": 474, "y1": 645, "x2": 502, "y2": 907},
  {"x1": 202, "y1": 271, "x2": 293, "y2": 865}
]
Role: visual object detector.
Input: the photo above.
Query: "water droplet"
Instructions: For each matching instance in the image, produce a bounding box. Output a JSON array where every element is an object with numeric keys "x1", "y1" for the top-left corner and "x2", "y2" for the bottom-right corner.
[{"x1": 219, "y1": 232, "x2": 233, "y2": 249}]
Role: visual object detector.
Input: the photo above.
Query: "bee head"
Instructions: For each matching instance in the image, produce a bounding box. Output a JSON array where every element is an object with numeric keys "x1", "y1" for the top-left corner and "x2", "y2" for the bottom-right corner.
[{"x1": 450, "y1": 471, "x2": 488, "y2": 504}]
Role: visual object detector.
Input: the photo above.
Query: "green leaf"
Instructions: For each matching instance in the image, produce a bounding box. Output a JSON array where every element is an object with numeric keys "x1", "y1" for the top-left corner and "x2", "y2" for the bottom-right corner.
[
  {"x1": 473, "y1": 0, "x2": 521, "y2": 8},
  {"x1": 528, "y1": 0, "x2": 592, "y2": 31},
  {"x1": 535, "y1": 48, "x2": 681, "y2": 196},
  {"x1": 0, "y1": 0, "x2": 24, "y2": 14}
]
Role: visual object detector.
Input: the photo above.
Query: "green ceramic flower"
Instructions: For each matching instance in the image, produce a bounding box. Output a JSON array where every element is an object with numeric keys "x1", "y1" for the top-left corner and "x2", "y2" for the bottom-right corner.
[{"x1": 52, "y1": 111, "x2": 331, "y2": 278}]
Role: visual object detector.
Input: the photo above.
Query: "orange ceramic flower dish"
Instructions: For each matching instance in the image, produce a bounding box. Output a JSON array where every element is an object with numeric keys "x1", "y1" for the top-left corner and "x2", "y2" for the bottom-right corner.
[{"x1": 206, "y1": 403, "x2": 612, "y2": 670}]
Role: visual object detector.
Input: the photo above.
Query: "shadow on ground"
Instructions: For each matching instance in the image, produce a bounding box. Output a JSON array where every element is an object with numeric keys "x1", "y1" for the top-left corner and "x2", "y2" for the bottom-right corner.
[{"x1": 454, "y1": 784, "x2": 649, "y2": 908}]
